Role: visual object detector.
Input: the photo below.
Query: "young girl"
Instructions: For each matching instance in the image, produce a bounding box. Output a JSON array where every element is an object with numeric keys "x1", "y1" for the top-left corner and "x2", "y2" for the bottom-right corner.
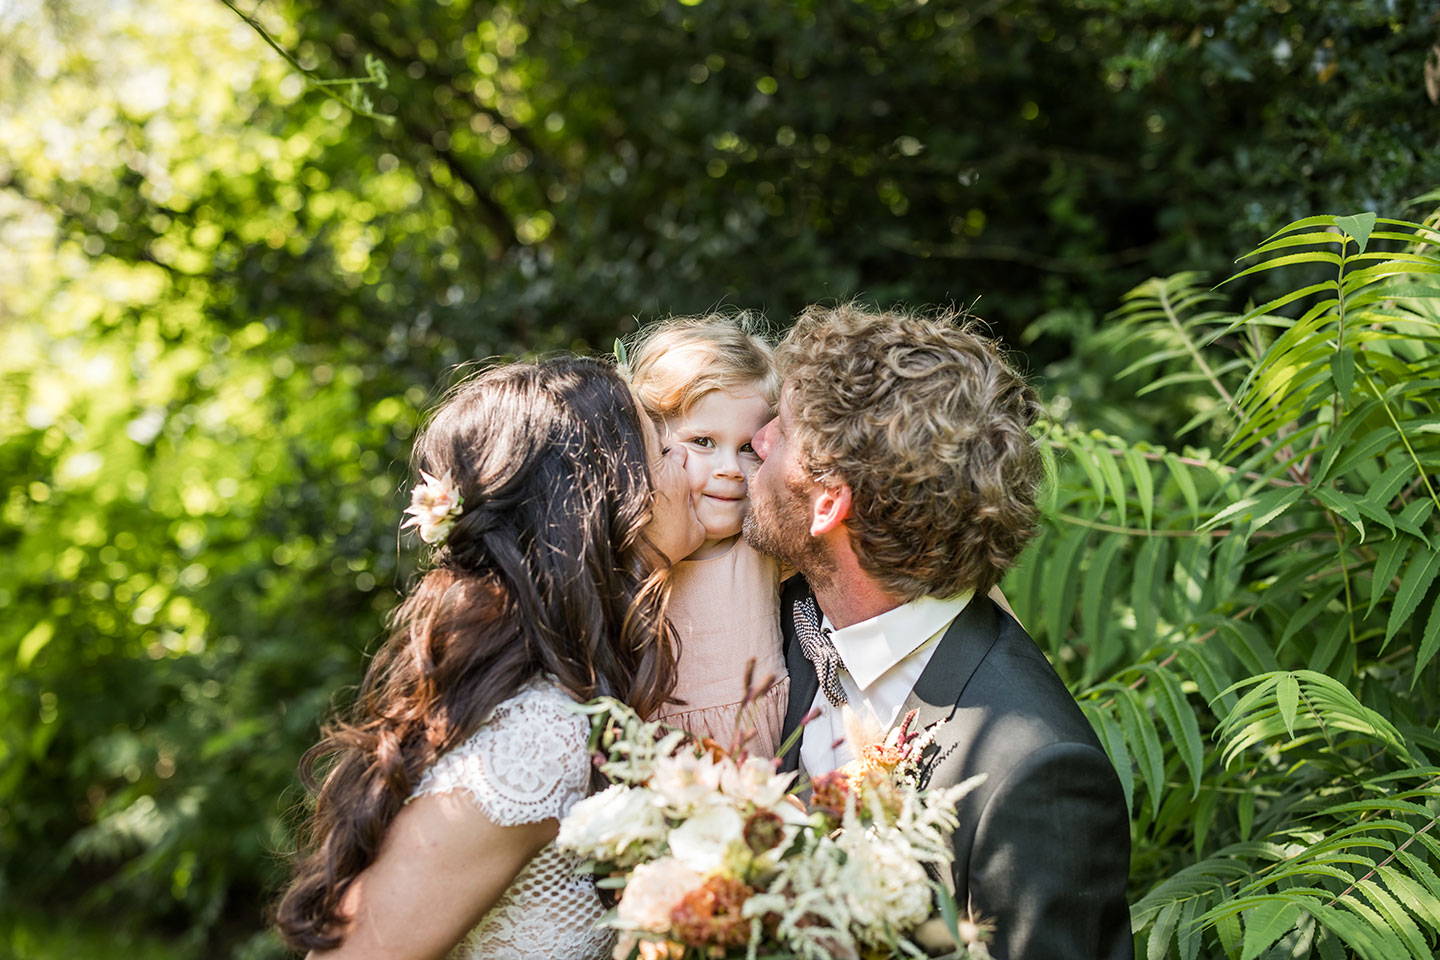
[{"x1": 625, "y1": 314, "x2": 791, "y2": 757}]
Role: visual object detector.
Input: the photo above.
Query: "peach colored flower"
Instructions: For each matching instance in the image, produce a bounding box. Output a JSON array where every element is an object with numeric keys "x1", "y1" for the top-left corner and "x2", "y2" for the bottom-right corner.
[
  {"x1": 670, "y1": 874, "x2": 754, "y2": 950},
  {"x1": 615, "y1": 856, "x2": 706, "y2": 933}
]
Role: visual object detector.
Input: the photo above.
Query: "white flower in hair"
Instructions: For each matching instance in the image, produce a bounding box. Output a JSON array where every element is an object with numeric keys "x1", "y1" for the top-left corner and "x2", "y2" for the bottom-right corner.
[{"x1": 401, "y1": 470, "x2": 465, "y2": 545}]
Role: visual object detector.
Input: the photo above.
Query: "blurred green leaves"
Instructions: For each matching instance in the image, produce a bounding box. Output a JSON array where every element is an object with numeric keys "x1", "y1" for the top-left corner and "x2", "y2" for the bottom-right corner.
[{"x1": 3, "y1": 0, "x2": 1440, "y2": 954}]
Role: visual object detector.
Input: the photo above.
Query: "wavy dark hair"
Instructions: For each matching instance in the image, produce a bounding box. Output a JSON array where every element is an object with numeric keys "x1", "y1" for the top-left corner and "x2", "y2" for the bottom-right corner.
[{"x1": 275, "y1": 356, "x2": 677, "y2": 952}]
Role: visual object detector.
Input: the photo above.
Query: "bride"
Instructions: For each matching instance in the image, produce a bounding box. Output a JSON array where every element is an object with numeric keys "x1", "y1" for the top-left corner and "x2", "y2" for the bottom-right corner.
[{"x1": 275, "y1": 357, "x2": 704, "y2": 959}]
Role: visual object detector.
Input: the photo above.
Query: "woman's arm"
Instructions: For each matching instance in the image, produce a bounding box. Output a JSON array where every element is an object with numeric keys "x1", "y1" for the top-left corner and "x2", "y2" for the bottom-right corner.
[{"x1": 311, "y1": 790, "x2": 555, "y2": 960}]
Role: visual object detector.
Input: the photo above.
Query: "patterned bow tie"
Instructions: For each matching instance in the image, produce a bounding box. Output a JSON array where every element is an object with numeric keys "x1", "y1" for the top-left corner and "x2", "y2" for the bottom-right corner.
[{"x1": 794, "y1": 596, "x2": 848, "y2": 708}]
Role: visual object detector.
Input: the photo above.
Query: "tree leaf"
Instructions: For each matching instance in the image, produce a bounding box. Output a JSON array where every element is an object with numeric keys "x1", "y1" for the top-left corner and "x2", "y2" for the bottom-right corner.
[
  {"x1": 1363, "y1": 460, "x2": 1414, "y2": 514},
  {"x1": 1092, "y1": 436, "x2": 1129, "y2": 529},
  {"x1": 1207, "y1": 527, "x2": 1250, "y2": 611},
  {"x1": 1085, "y1": 702, "x2": 1134, "y2": 815},
  {"x1": 1307, "y1": 614, "x2": 1351, "y2": 675},
  {"x1": 1276, "y1": 673, "x2": 1300, "y2": 738},
  {"x1": 1237, "y1": 789, "x2": 1256, "y2": 841},
  {"x1": 1124, "y1": 447, "x2": 1155, "y2": 530},
  {"x1": 1147, "y1": 898, "x2": 1181, "y2": 960},
  {"x1": 1350, "y1": 496, "x2": 1396, "y2": 538},
  {"x1": 1385, "y1": 548, "x2": 1440, "y2": 648},
  {"x1": 1150, "y1": 665, "x2": 1205, "y2": 796},
  {"x1": 1250, "y1": 486, "x2": 1307, "y2": 532},
  {"x1": 1116, "y1": 686, "x2": 1166, "y2": 820},
  {"x1": 1356, "y1": 877, "x2": 1432, "y2": 960},
  {"x1": 1279, "y1": 583, "x2": 1344, "y2": 652},
  {"x1": 1332, "y1": 347, "x2": 1355, "y2": 399},
  {"x1": 1377, "y1": 864, "x2": 1440, "y2": 933},
  {"x1": 1201, "y1": 487, "x2": 1304, "y2": 533},
  {"x1": 1044, "y1": 526, "x2": 1089, "y2": 649},
  {"x1": 1413, "y1": 589, "x2": 1440, "y2": 681},
  {"x1": 1393, "y1": 499, "x2": 1434, "y2": 546},
  {"x1": 1369, "y1": 534, "x2": 1415, "y2": 615},
  {"x1": 1213, "y1": 619, "x2": 1282, "y2": 674},
  {"x1": 1323, "y1": 424, "x2": 1403, "y2": 483},
  {"x1": 1068, "y1": 434, "x2": 1110, "y2": 517},
  {"x1": 1176, "y1": 894, "x2": 1204, "y2": 960},
  {"x1": 1164, "y1": 452, "x2": 1201, "y2": 523},
  {"x1": 1335, "y1": 212, "x2": 1378, "y2": 254},
  {"x1": 1215, "y1": 906, "x2": 1244, "y2": 960},
  {"x1": 1309, "y1": 898, "x2": 1409, "y2": 960},
  {"x1": 1240, "y1": 898, "x2": 1302, "y2": 960},
  {"x1": 1132, "y1": 535, "x2": 1167, "y2": 648},
  {"x1": 1192, "y1": 786, "x2": 1220, "y2": 858},
  {"x1": 1313, "y1": 487, "x2": 1365, "y2": 541},
  {"x1": 1174, "y1": 643, "x2": 1234, "y2": 714},
  {"x1": 1081, "y1": 535, "x2": 1123, "y2": 677}
]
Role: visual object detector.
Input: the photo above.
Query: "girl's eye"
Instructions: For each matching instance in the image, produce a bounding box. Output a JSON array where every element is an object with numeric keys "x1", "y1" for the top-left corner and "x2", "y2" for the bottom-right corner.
[
  {"x1": 689, "y1": 436, "x2": 714, "y2": 448},
  {"x1": 740, "y1": 442, "x2": 757, "y2": 455}
]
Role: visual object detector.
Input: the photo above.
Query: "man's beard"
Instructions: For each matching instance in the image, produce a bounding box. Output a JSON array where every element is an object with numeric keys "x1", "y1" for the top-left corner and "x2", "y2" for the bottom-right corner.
[{"x1": 743, "y1": 475, "x2": 833, "y2": 585}]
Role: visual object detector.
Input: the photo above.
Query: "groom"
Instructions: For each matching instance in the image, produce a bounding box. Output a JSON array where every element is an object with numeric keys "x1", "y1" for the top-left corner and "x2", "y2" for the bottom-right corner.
[{"x1": 744, "y1": 304, "x2": 1132, "y2": 960}]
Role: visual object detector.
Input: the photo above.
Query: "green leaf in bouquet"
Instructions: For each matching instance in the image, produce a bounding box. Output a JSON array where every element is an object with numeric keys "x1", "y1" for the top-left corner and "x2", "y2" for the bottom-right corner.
[{"x1": 930, "y1": 877, "x2": 961, "y2": 944}]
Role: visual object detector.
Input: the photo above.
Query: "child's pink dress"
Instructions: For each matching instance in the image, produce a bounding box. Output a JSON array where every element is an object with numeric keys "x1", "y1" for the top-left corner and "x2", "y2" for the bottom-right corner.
[{"x1": 656, "y1": 538, "x2": 790, "y2": 757}]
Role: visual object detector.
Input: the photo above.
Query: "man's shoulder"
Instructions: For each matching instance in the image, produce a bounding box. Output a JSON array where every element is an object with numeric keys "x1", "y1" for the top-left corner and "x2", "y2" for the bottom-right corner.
[{"x1": 938, "y1": 604, "x2": 1104, "y2": 768}]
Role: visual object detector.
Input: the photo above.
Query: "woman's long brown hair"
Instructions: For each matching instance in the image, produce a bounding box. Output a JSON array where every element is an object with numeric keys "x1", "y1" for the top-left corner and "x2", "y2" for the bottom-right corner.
[{"x1": 275, "y1": 357, "x2": 677, "y2": 952}]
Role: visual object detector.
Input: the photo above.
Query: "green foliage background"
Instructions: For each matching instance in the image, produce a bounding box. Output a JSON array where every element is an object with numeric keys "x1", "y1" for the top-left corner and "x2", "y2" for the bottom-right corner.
[{"x1": 2, "y1": 0, "x2": 1439, "y2": 956}]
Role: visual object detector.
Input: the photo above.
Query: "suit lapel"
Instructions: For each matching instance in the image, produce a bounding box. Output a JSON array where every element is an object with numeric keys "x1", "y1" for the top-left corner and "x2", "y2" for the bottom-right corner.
[
  {"x1": 898, "y1": 595, "x2": 1003, "y2": 739},
  {"x1": 778, "y1": 575, "x2": 819, "y2": 773}
]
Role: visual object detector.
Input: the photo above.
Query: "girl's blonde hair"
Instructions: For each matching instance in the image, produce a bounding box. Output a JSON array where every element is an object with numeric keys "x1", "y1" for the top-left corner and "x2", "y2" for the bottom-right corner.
[{"x1": 623, "y1": 312, "x2": 779, "y2": 419}]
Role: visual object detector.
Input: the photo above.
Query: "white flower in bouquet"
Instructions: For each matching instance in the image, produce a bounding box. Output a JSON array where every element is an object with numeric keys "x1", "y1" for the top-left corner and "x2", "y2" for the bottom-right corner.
[
  {"x1": 666, "y1": 803, "x2": 746, "y2": 874},
  {"x1": 649, "y1": 748, "x2": 725, "y2": 815},
  {"x1": 600, "y1": 726, "x2": 690, "y2": 787},
  {"x1": 556, "y1": 783, "x2": 668, "y2": 866},
  {"x1": 742, "y1": 838, "x2": 859, "y2": 960},
  {"x1": 718, "y1": 755, "x2": 796, "y2": 810},
  {"x1": 836, "y1": 828, "x2": 933, "y2": 944},
  {"x1": 892, "y1": 776, "x2": 985, "y2": 862}
]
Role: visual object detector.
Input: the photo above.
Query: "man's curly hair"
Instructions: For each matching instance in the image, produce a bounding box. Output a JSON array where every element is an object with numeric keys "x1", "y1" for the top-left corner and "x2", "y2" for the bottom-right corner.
[{"x1": 778, "y1": 303, "x2": 1043, "y2": 601}]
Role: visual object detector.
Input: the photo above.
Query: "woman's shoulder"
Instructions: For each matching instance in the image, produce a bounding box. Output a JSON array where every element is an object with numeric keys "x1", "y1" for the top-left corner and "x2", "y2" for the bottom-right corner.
[
  {"x1": 458, "y1": 676, "x2": 590, "y2": 757},
  {"x1": 410, "y1": 675, "x2": 591, "y2": 825}
]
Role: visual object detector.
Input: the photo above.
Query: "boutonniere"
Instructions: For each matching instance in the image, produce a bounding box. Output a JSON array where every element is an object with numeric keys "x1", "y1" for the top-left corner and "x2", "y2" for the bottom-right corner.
[{"x1": 832, "y1": 707, "x2": 946, "y2": 793}]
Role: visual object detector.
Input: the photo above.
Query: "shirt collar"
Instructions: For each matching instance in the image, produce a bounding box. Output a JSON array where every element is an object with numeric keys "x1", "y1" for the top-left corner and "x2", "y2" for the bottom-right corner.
[{"x1": 824, "y1": 591, "x2": 974, "y2": 691}]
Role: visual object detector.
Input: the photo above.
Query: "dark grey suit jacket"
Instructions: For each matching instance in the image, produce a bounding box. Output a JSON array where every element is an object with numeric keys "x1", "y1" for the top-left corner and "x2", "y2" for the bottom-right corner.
[{"x1": 779, "y1": 576, "x2": 1133, "y2": 960}]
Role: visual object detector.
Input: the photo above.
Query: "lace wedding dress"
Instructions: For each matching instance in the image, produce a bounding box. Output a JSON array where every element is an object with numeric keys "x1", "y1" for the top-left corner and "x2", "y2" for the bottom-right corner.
[{"x1": 409, "y1": 678, "x2": 614, "y2": 960}]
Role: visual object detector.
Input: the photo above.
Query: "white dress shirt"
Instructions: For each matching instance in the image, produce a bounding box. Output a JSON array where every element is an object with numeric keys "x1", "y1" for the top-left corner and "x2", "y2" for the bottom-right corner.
[{"x1": 799, "y1": 590, "x2": 973, "y2": 777}]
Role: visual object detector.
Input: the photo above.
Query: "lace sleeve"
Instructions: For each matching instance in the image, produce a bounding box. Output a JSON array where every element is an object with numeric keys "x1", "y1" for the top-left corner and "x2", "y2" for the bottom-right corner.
[{"x1": 410, "y1": 681, "x2": 592, "y2": 827}]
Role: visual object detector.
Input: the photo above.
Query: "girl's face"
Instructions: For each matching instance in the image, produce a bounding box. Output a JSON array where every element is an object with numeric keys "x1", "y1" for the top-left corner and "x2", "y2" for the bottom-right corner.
[
  {"x1": 665, "y1": 384, "x2": 772, "y2": 559},
  {"x1": 641, "y1": 415, "x2": 706, "y2": 564}
]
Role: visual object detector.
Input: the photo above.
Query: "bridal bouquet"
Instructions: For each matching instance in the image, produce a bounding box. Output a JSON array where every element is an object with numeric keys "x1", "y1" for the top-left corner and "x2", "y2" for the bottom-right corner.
[{"x1": 557, "y1": 696, "x2": 990, "y2": 960}]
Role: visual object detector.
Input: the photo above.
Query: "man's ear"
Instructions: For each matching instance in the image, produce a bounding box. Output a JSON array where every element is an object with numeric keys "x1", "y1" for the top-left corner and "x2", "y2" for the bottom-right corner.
[{"x1": 810, "y1": 483, "x2": 852, "y2": 536}]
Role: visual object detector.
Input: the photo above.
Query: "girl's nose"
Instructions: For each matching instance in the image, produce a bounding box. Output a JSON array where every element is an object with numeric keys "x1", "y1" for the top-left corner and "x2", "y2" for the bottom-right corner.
[{"x1": 715, "y1": 451, "x2": 743, "y2": 479}]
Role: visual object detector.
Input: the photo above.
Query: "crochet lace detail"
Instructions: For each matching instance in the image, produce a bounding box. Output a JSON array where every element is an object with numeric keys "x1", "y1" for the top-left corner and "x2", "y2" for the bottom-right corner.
[{"x1": 410, "y1": 679, "x2": 614, "y2": 959}]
